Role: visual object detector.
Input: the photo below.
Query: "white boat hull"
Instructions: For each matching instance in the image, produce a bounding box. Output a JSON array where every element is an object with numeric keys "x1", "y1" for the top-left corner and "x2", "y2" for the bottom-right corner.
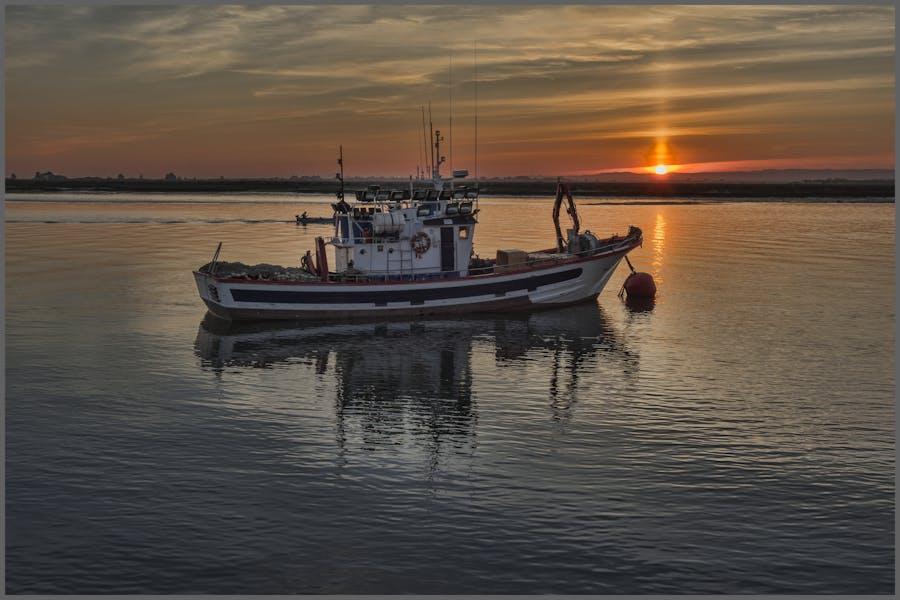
[{"x1": 194, "y1": 243, "x2": 636, "y2": 321}]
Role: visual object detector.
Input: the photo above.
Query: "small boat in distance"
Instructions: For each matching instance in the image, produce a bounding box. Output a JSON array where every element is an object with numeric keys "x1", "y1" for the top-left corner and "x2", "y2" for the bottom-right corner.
[
  {"x1": 194, "y1": 132, "x2": 643, "y2": 321},
  {"x1": 295, "y1": 211, "x2": 333, "y2": 226}
]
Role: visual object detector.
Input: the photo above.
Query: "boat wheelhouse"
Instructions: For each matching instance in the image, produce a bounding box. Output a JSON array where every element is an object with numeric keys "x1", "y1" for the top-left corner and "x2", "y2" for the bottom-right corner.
[
  {"x1": 331, "y1": 183, "x2": 478, "y2": 280},
  {"x1": 194, "y1": 131, "x2": 643, "y2": 321}
]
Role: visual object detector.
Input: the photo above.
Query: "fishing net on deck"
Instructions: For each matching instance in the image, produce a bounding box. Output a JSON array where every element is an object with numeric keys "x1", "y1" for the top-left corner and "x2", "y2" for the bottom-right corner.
[{"x1": 198, "y1": 261, "x2": 318, "y2": 281}]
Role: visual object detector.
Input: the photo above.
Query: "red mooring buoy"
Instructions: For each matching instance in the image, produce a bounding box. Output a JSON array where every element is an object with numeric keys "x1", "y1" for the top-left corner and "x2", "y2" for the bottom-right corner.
[
  {"x1": 623, "y1": 271, "x2": 657, "y2": 299},
  {"x1": 619, "y1": 256, "x2": 657, "y2": 301}
]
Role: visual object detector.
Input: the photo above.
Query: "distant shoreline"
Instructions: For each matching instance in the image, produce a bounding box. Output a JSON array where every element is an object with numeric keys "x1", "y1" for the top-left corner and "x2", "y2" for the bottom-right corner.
[
  {"x1": 5, "y1": 195, "x2": 894, "y2": 206},
  {"x1": 584, "y1": 198, "x2": 894, "y2": 205},
  {"x1": 6, "y1": 178, "x2": 895, "y2": 199}
]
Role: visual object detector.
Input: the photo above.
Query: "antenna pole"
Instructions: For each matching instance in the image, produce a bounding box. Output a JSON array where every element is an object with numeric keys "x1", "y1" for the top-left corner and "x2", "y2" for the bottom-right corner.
[
  {"x1": 449, "y1": 51, "x2": 453, "y2": 189},
  {"x1": 337, "y1": 145, "x2": 344, "y2": 201},
  {"x1": 421, "y1": 105, "x2": 430, "y2": 176},
  {"x1": 416, "y1": 113, "x2": 423, "y2": 180},
  {"x1": 474, "y1": 39, "x2": 478, "y2": 184},
  {"x1": 428, "y1": 101, "x2": 435, "y2": 178}
]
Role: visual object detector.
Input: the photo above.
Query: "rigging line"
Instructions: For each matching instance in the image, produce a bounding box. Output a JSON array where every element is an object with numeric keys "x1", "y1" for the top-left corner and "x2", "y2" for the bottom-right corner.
[
  {"x1": 416, "y1": 109, "x2": 424, "y2": 179},
  {"x1": 449, "y1": 52, "x2": 453, "y2": 178},
  {"x1": 421, "y1": 105, "x2": 430, "y2": 176},
  {"x1": 474, "y1": 39, "x2": 478, "y2": 182},
  {"x1": 428, "y1": 101, "x2": 434, "y2": 178}
]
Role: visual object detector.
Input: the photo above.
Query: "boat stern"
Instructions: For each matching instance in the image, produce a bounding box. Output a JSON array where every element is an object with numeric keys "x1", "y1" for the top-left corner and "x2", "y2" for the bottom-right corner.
[
  {"x1": 194, "y1": 270, "x2": 214, "y2": 302},
  {"x1": 194, "y1": 270, "x2": 236, "y2": 320}
]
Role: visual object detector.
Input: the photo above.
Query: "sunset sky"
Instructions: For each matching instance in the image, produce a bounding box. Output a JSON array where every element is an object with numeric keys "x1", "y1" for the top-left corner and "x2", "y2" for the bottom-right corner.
[{"x1": 6, "y1": 4, "x2": 895, "y2": 178}]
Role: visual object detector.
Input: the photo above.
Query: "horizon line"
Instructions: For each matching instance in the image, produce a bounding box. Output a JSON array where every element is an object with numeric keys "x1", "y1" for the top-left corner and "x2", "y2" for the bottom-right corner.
[{"x1": 9, "y1": 166, "x2": 895, "y2": 180}]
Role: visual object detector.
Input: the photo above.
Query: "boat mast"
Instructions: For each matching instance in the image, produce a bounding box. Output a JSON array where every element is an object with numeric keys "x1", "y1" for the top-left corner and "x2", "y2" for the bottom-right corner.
[
  {"x1": 336, "y1": 145, "x2": 344, "y2": 201},
  {"x1": 416, "y1": 112, "x2": 424, "y2": 181},
  {"x1": 449, "y1": 52, "x2": 453, "y2": 191},
  {"x1": 474, "y1": 40, "x2": 478, "y2": 187},
  {"x1": 434, "y1": 128, "x2": 445, "y2": 180},
  {"x1": 428, "y1": 102, "x2": 435, "y2": 179},
  {"x1": 421, "y1": 105, "x2": 430, "y2": 177}
]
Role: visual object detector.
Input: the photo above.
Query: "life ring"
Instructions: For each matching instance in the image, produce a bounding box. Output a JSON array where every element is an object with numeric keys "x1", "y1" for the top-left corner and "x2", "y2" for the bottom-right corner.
[{"x1": 410, "y1": 232, "x2": 432, "y2": 257}]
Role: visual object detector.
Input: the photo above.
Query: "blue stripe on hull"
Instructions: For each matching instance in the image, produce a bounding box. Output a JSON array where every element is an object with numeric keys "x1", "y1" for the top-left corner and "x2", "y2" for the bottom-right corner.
[{"x1": 229, "y1": 268, "x2": 583, "y2": 305}]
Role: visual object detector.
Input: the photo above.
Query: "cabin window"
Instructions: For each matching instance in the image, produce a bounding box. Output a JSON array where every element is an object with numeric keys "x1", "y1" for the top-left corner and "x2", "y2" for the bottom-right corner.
[{"x1": 459, "y1": 226, "x2": 469, "y2": 240}]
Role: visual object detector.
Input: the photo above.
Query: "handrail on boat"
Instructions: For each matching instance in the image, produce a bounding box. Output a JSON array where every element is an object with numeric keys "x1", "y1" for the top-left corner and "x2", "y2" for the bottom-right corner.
[
  {"x1": 205, "y1": 228, "x2": 642, "y2": 284},
  {"x1": 329, "y1": 227, "x2": 642, "y2": 283}
]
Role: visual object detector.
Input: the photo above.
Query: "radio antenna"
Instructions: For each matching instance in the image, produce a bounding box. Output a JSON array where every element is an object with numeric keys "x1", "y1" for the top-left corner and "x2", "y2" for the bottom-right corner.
[
  {"x1": 416, "y1": 111, "x2": 423, "y2": 179},
  {"x1": 336, "y1": 145, "x2": 344, "y2": 201},
  {"x1": 428, "y1": 101, "x2": 435, "y2": 178},
  {"x1": 449, "y1": 52, "x2": 453, "y2": 185},
  {"x1": 474, "y1": 40, "x2": 478, "y2": 183},
  {"x1": 420, "y1": 105, "x2": 430, "y2": 176}
]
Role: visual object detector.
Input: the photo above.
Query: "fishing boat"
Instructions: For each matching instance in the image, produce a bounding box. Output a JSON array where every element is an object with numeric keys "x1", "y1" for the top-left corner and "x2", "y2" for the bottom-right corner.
[{"x1": 194, "y1": 131, "x2": 643, "y2": 322}]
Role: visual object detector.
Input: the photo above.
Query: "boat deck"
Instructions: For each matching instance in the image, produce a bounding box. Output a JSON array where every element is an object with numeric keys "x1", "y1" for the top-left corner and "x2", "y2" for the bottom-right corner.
[{"x1": 199, "y1": 226, "x2": 642, "y2": 286}]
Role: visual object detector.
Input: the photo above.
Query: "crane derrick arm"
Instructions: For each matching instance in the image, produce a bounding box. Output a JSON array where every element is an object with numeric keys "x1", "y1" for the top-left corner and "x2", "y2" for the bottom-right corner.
[{"x1": 552, "y1": 181, "x2": 580, "y2": 253}]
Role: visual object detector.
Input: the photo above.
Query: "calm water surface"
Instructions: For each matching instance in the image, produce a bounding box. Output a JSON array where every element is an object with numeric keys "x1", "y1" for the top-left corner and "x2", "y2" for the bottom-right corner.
[{"x1": 5, "y1": 194, "x2": 895, "y2": 593}]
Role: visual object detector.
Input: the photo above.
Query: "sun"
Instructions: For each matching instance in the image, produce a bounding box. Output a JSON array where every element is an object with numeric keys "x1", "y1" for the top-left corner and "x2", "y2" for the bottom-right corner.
[{"x1": 654, "y1": 164, "x2": 669, "y2": 175}]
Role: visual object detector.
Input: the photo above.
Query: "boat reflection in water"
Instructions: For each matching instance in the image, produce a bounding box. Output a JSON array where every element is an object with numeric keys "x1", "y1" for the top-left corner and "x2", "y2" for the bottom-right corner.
[{"x1": 195, "y1": 302, "x2": 639, "y2": 450}]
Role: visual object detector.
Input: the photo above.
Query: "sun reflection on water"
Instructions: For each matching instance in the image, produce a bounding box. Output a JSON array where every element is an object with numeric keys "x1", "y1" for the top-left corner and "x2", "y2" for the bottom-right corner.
[{"x1": 652, "y1": 212, "x2": 666, "y2": 283}]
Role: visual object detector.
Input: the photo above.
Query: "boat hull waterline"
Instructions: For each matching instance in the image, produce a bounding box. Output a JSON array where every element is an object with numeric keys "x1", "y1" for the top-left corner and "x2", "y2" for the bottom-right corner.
[{"x1": 194, "y1": 240, "x2": 639, "y2": 321}]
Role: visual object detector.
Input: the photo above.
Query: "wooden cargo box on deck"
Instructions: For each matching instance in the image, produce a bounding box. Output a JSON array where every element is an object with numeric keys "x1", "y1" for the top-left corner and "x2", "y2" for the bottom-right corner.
[{"x1": 496, "y1": 249, "x2": 528, "y2": 272}]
